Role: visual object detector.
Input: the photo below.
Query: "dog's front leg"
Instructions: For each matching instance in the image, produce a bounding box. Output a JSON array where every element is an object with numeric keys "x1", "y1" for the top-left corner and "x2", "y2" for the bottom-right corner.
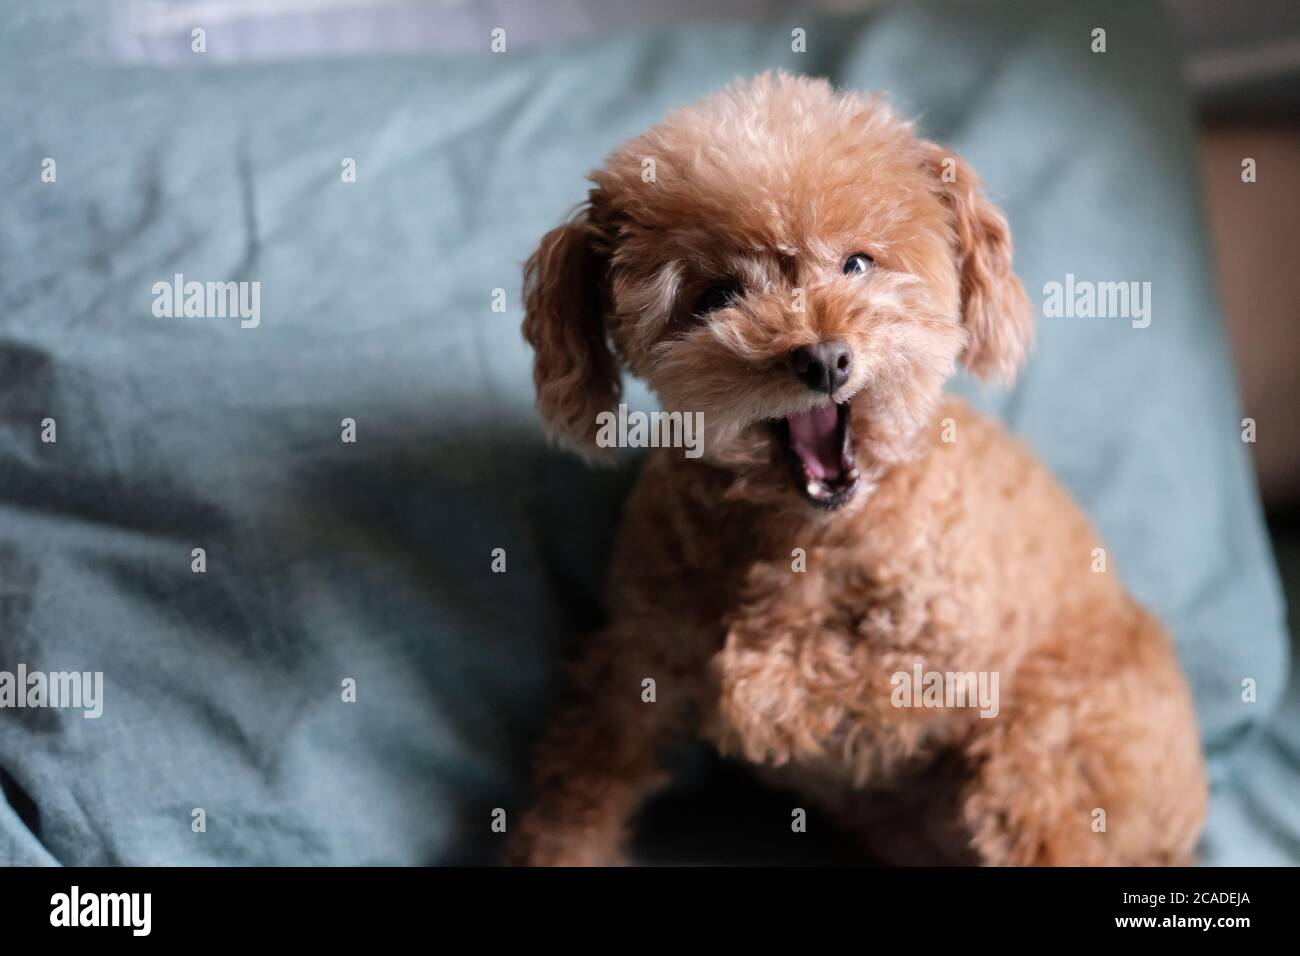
[
  {"x1": 959, "y1": 645, "x2": 1206, "y2": 866},
  {"x1": 507, "y1": 621, "x2": 703, "y2": 866}
]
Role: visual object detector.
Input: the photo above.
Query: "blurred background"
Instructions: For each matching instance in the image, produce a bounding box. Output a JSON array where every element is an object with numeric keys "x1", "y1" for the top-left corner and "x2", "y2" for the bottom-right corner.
[
  {"x1": 105, "y1": 0, "x2": 1300, "y2": 516},
  {"x1": 104, "y1": 0, "x2": 1300, "y2": 538}
]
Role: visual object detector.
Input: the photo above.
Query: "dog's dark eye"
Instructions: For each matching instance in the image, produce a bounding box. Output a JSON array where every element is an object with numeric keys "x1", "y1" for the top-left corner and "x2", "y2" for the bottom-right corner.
[
  {"x1": 694, "y1": 283, "x2": 740, "y2": 315},
  {"x1": 843, "y1": 253, "x2": 874, "y2": 275}
]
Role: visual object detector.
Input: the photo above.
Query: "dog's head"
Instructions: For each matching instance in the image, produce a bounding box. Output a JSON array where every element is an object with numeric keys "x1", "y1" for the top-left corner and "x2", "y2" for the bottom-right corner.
[{"x1": 523, "y1": 72, "x2": 1031, "y2": 510}]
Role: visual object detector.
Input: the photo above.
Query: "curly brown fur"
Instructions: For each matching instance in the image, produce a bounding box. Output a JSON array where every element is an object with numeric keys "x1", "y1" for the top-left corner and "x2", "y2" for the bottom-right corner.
[{"x1": 512, "y1": 73, "x2": 1206, "y2": 866}]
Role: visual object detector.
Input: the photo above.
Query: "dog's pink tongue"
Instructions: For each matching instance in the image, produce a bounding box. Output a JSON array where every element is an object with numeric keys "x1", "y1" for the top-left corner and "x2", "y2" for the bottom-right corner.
[{"x1": 787, "y1": 404, "x2": 841, "y2": 480}]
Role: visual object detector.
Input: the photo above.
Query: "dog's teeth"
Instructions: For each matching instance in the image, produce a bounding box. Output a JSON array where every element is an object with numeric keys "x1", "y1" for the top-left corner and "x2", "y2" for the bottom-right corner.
[
  {"x1": 846, "y1": 468, "x2": 859, "y2": 481},
  {"x1": 806, "y1": 480, "x2": 824, "y2": 497}
]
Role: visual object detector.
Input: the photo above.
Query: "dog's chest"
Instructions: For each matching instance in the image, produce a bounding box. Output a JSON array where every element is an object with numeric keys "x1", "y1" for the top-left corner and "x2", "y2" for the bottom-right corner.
[
  {"x1": 719, "y1": 539, "x2": 942, "y2": 660},
  {"x1": 701, "y1": 541, "x2": 971, "y2": 784}
]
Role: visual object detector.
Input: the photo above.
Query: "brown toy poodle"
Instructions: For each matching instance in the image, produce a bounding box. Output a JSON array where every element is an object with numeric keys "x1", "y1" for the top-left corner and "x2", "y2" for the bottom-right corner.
[{"x1": 511, "y1": 72, "x2": 1207, "y2": 866}]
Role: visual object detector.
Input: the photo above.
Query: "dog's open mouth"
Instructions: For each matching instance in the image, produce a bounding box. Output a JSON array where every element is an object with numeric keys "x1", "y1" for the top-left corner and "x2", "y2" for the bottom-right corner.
[{"x1": 774, "y1": 402, "x2": 859, "y2": 508}]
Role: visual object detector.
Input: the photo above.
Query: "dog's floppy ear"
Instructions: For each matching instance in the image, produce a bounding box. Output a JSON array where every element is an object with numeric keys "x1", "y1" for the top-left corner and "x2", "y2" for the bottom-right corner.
[
  {"x1": 925, "y1": 145, "x2": 1033, "y2": 382},
  {"x1": 522, "y1": 201, "x2": 621, "y2": 459}
]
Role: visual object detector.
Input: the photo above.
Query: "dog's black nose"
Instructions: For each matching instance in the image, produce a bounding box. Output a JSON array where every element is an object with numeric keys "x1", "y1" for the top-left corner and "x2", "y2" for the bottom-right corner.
[{"x1": 790, "y1": 341, "x2": 852, "y2": 394}]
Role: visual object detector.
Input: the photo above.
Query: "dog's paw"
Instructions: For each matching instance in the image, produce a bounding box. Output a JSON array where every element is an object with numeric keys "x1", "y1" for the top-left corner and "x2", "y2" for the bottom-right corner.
[
  {"x1": 503, "y1": 835, "x2": 626, "y2": 868},
  {"x1": 502, "y1": 816, "x2": 629, "y2": 867}
]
